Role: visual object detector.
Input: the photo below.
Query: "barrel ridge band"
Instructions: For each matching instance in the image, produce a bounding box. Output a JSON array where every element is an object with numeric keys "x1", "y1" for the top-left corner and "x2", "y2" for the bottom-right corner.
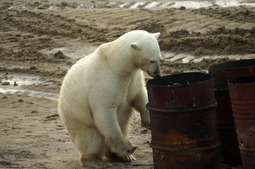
[
  {"x1": 233, "y1": 114, "x2": 255, "y2": 119},
  {"x1": 151, "y1": 142, "x2": 220, "y2": 151},
  {"x1": 146, "y1": 102, "x2": 217, "y2": 113}
]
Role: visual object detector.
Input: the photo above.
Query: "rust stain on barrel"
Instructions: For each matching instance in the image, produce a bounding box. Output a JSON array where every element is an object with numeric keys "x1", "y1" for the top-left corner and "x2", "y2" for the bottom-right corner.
[
  {"x1": 229, "y1": 76, "x2": 255, "y2": 169},
  {"x1": 147, "y1": 72, "x2": 220, "y2": 169}
]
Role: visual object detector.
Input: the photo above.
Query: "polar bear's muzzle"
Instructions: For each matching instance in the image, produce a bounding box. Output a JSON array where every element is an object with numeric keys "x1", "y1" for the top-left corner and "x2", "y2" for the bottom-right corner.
[
  {"x1": 148, "y1": 70, "x2": 161, "y2": 78},
  {"x1": 147, "y1": 63, "x2": 161, "y2": 78}
]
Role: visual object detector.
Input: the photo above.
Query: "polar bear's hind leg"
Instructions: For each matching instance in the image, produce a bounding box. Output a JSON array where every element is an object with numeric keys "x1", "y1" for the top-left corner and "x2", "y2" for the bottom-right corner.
[{"x1": 64, "y1": 118, "x2": 110, "y2": 168}]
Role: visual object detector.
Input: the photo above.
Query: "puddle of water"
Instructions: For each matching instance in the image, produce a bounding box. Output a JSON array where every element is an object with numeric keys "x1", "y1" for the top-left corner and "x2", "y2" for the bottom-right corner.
[
  {"x1": 128, "y1": 0, "x2": 255, "y2": 9},
  {"x1": 168, "y1": 1, "x2": 214, "y2": 9},
  {"x1": 182, "y1": 55, "x2": 196, "y2": 63},
  {"x1": 214, "y1": 0, "x2": 255, "y2": 8},
  {"x1": 161, "y1": 2, "x2": 176, "y2": 8},
  {"x1": 144, "y1": 2, "x2": 161, "y2": 8},
  {"x1": 0, "y1": 73, "x2": 59, "y2": 100},
  {"x1": 0, "y1": 73, "x2": 51, "y2": 86},
  {"x1": 0, "y1": 87, "x2": 58, "y2": 100},
  {"x1": 130, "y1": 2, "x2": 146, "y2": 9},
  {"x1": 165, "y1": 53, "x2": 188, "y2": 62},
  {"x1": 0, "y1": 63, "x2": 30, "y2": 70},
  {"x1": 119, "y1": 3, "x2": 129, "y2": 8},
  {"x1": 162, "y1": 52, "x2": 255, "y2": 64}
]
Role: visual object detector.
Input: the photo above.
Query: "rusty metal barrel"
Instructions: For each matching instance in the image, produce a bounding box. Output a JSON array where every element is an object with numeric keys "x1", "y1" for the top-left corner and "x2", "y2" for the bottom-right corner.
[
  {"x1": 228, "y1": 76, "x2": 255, "y2": 169},
  {"x1": 208, "y1": 59, "x2": 255, "y2": 163},
  {"x1": 146, "y1": 72, "x2": 220, "y2": 169}
]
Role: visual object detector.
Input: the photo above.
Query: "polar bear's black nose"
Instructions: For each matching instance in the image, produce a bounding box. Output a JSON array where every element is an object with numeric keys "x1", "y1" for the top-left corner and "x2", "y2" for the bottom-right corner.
[
  {"x1": 148, "y1": 70, "x2": 161, "y2": 78},
  {"x1": 153, "y1": 69, "x2": 161, "y2": 78},
  {"x1": 153, "y1": 64, "x2": 161, "y2": 78}
]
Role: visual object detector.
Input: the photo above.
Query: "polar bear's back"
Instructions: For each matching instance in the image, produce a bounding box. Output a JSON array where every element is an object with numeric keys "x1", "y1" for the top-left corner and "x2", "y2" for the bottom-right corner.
[{"x1": 58, "y1": 54, "x2": 97, "y2": 126}]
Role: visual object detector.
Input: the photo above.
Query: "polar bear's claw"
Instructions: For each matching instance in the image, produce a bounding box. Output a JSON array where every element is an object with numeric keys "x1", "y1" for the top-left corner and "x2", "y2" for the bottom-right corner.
[{"x1": 108, "y1": 152, "x2": 136, "y2": 162}]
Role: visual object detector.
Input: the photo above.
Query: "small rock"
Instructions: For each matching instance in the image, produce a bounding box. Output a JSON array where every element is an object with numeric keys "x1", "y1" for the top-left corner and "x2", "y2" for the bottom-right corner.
[
  {"x1": 55, "y1": 70, "x2": 66, "y2": 76},
  {"x1": 31, "y1": 110, "x2": 38, "y2": 114},
  {"x1": 180, "y1": 6, "x2": 186, "y2": 10},
  {"x1": 54, "y1": 50, "x2": 66, "y2": 59},
  {"x1": 45, "y1": 114, "x2": 59, "y2": 121},
  {"x1": 143, "y1": 140, "x2": 150, "y2": 144},
  {"x1": 14, "y1": 81, "x2": 18, "y2": 86},
  {"x1": 2, "y1": 81, "x2": 10, "y2": 86},
  {"x1": 61, "y1": 1, "x2": 69, "y2": 7},
  {"x1": 30, "y1": 66, "x2": 37, "y2": 70},
  {"x1": 0, "y1": 160, "x2": 12, "y2": 166},
  {"x1": 18, "y1": 99, "x2": 24, "y2": 103}
]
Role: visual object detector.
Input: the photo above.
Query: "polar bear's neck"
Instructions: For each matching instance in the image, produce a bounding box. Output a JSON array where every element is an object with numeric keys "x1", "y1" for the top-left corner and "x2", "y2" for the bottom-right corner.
[{"x1": 97, "y1": 40, "x2": 138, "y2": 77}]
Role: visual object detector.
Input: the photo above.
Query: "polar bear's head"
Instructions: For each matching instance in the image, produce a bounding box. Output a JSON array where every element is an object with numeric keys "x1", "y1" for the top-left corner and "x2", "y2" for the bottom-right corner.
[{"x1": 128, "y1": 30, "x2": 162, "y2": 78}]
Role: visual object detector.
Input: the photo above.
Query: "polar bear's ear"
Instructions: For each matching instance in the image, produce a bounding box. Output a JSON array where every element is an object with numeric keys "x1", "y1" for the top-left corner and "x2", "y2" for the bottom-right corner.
[
  {"x1": 130, "y1": 43, "x2": 141, "y2": 51},
  {"x1": 153, "y1": 32, "x2": 161, "y2": 39}
]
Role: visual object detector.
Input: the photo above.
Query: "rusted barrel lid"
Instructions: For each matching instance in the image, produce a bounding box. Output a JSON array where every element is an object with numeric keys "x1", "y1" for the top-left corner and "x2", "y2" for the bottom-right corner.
[
  {"x1": 228, "y1": 76, "x2": 255, "y2": 85},
  {"x1": 209, "y1": 59, "x2": 255, "y2": 89},
  {"x1": 147, "y1": 72, "x2": 216, "y2": 111}
]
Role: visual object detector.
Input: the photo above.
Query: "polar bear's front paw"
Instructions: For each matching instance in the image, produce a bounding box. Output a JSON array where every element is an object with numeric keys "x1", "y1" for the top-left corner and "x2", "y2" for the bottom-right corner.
[
  {"x1": 108, "y1": 152, "x2": 136, "y2": 162},
  {"x1": 106, "y1": 137, "x2": 136, "y2": 157},
  {"x1": 116, "y1": 142, "x2": 136, "y2": 156}
]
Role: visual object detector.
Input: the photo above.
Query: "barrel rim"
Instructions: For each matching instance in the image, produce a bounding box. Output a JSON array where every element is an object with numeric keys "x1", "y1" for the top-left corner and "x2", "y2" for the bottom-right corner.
[
  {"x1": 228, "y1": 76, "x2": 255, "y2": 86},
  {"x1": 147, "y1": 72, "x2": 212, "y2": 87},
  {"x1": 208, "y1": 59, "x2": 255, "y2": 70}
]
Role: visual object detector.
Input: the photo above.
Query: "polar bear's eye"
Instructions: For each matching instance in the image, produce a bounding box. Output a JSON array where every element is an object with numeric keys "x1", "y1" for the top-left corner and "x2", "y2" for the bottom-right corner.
[{"x1": 150, "y1": 60, "x2": 156, "y2": 63}]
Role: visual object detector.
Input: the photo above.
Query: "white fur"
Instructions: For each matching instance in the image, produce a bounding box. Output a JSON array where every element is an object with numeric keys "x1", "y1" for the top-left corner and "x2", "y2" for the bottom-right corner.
[{"x1": 58, "y1": 30, "x2": 161, "y2": 168}]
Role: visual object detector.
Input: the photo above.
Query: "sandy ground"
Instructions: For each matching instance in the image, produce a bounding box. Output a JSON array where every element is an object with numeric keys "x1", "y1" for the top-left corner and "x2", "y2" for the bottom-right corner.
[{"x1": 1, "y1": 0, "x2": 255, "y2": 168}]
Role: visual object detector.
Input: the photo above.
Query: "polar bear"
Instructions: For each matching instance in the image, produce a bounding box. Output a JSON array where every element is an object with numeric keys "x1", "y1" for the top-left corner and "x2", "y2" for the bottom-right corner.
[{"x1": 58, "y1": 30, "x2": 162, "y2": 168}]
